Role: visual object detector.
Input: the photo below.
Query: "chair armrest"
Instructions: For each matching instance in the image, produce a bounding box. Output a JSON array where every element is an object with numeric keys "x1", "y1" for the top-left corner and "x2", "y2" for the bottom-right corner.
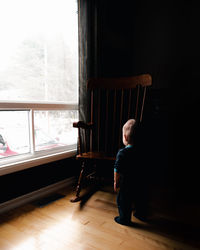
[{"x1": 73, "y1": 121, "x2": 93, "y2": 129}]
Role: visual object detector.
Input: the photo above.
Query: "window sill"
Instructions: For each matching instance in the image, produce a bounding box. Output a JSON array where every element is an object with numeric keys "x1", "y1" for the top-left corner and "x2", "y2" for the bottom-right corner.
[{"x1": 0, "y1": 149, "x2": 77, "y2": 176}]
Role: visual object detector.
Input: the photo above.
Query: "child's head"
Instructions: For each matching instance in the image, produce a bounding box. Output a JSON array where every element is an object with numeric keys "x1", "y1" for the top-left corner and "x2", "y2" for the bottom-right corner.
[{"x1": 122, "y1": 119, "x2": 137, "y2": 146}]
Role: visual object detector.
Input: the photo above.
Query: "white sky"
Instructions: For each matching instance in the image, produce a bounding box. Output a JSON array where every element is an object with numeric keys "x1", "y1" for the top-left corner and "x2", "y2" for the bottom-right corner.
[{"x1": 0, "y1": 0, "x2": 77, "y2": 69}]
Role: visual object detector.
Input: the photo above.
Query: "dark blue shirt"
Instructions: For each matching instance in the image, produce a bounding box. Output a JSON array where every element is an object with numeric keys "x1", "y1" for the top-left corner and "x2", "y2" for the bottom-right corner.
[
  {"x1": 114, "y1": 145, "x2": 134, "y2": 173},
  {"x1": 114, "y1": 145, "x2": 137, "y2": 189}
]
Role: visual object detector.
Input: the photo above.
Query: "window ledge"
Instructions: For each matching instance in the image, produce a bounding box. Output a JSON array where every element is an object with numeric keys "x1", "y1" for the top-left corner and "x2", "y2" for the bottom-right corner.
[{"x1": 0, "y1": 149, "x2": 77, "y2": 176}]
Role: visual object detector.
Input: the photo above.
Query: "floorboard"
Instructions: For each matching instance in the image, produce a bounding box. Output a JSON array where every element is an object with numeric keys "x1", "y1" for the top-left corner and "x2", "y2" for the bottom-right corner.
[{"x1": 0, "y1": 186, "x2": 199, "y2": 250}]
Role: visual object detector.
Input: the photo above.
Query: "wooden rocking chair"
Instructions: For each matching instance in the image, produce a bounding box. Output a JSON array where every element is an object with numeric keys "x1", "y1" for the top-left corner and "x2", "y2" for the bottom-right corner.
[{"x1": 71, "y1": 74, "x2": 152, "y2": 202}]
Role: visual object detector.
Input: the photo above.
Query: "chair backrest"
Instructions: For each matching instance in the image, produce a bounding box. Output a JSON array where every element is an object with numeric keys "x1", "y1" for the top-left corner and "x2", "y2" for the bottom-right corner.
[{"x1": 79, "y1": 74, "x2": 152, "y2": 156}]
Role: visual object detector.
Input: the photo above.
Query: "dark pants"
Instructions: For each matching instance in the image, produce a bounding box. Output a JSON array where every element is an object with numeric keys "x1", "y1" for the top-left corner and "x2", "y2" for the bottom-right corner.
[
  {"x1": 117, "y1": 187, "x2": 133, "y2": 222},
  {"x1": 117, "y1": 183, "x2": 149, "y2": 222}
]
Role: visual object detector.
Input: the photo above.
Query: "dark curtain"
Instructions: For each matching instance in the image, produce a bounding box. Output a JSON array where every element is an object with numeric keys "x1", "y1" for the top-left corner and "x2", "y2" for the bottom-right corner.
[{"x1": 78, "y1": 0, "x2": 98, "y2": 123}]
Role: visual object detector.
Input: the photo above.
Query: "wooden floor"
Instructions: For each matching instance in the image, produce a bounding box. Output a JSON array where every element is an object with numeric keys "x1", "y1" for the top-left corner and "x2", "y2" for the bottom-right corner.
[{"x1": 0, "y1": 186, "x2": 199, "y2": 250}]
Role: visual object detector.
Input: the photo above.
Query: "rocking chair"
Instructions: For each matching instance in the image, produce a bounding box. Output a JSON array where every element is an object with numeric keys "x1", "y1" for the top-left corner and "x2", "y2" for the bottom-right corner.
[{"x1": 71, "y1": 74, "x2": 152, "y2": 202}]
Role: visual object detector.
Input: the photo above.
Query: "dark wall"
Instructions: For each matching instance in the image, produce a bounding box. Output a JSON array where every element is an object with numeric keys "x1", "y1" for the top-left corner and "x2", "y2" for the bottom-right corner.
[
  {"x1": 97, "y1": 1, "x2": 200, "y2": 87},
  {"x1": 92, "y1": 1, "x2": 200, "y2": 204},
  {"x1": 0, "y1": 157, "x2": 79, "y2": 203}
]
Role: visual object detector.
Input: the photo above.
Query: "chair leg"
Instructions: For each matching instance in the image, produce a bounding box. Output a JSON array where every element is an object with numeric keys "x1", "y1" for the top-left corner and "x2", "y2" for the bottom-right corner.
[{"x1": 70, "y1": 161, "x2": 85, "y2": 202}]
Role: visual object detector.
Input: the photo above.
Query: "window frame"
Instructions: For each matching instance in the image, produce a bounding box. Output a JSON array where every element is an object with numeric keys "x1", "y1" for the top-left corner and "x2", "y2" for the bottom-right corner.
[{"x1": 0, "y1": 101, "x2": 78, "y2": 176}]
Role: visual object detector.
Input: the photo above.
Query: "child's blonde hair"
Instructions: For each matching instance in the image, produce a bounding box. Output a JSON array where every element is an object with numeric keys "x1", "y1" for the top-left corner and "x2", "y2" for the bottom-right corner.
[{"x1": 123, "y1": 119, "x2": 137, "y2": 145}]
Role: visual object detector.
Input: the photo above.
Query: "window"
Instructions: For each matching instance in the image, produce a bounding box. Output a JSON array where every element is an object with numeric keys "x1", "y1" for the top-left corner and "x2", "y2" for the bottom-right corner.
[{"x1": 0, "y1": 0, "x2": 78, "y2": 174}]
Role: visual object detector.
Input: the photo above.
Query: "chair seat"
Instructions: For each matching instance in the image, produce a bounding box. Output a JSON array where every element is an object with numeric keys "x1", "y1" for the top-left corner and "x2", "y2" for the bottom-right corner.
[{"x1": 76, "y1": 151, "x2": 116, "y2": 161}]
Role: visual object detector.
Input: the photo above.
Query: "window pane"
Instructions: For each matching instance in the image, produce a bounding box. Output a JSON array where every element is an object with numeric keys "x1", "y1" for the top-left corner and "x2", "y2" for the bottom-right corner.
[
  {"x1": 0, "y1": 111, "x2": 30, "y2": 158},
  {"x1": 0, "y1": 0, "x2": 78, "y2": 103},
  {"x1": 34, "y1": 110, "x2": 78, "y2": 152}
]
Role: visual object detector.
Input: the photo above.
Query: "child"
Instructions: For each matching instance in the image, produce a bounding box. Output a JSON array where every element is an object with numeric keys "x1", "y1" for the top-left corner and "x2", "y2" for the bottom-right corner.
[{"x1": 114, "y1": 119, "x2": 138, "y2": 225}]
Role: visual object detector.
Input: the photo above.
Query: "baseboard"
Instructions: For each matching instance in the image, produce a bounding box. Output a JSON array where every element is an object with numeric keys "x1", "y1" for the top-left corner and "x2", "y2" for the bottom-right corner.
[{"x1": 0, "y1": 177, "x2": 75, "y2": 215}]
